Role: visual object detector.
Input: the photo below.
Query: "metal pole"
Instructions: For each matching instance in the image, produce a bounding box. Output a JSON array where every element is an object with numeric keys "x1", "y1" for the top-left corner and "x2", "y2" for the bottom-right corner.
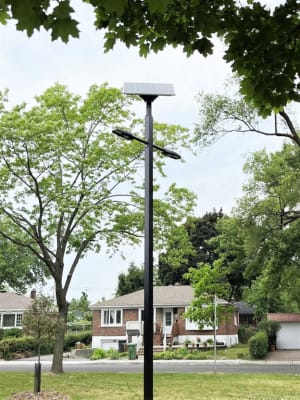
[
  {"x1": 144, "y1": 98, "x2": 154, "y2": 400},
  {"x1": 214, "y1": 293, "x2": 217, "y2": 373}
]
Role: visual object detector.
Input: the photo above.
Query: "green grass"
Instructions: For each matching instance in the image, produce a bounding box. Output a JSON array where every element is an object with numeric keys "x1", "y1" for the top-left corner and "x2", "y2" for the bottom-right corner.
[{"x1": 1, "y1": 372, "x2": 300, "y2": 399}]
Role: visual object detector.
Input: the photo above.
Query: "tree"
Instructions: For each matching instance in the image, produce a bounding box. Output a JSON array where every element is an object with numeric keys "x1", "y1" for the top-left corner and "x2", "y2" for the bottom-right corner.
[
  {"x1": 0, "y1": 83, "x2": 196, "y2": 373},
  {"x1": 2, "y1": 2, "x2": 299, "y2": 114},
  {"x1": 158, "y1": 210, "x2": 223, "y2": 285},
  {"x1": 22, "y1": 294, "x2": 60, "y2": 393},
  {"x1": 115, "y1": 262, "x2": 144, "y2": 296},
  {"x1": 91, "y1": 1, "x2": 300, "y2": 115},
  {"x1": 68, "y1": 291, "x2": 91, "y2": 323},
  {"x1": 194, "y1": 88, "x2": 300, "y2": 148},
  {"x1": 184, "y1": 263, "x2": 234, "y2": 329},
  {"x1": 0, "y1": 237, "x2": 48, "y2": 293},
  {"x1": 234, "y1": 144, "x2": 300, "y2": 317},
  {"x1": 22, "y1": 294, "x2": 59, "y2": 360}
]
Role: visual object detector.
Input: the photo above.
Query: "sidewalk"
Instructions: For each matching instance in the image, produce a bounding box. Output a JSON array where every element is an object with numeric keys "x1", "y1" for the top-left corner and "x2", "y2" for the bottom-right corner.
[{"x1": 2, "y1": 350, "x2": 300, "y2": 365}]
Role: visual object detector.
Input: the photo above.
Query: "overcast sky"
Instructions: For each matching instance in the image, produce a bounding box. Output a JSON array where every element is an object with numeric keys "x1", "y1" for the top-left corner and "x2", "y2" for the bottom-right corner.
[{"x1": 0, "y1": 1, "x2": 286, "y2": 302}]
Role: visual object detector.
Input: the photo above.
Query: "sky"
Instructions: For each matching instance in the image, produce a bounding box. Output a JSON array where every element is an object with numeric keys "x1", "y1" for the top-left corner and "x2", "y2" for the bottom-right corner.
[{"x1": 0, "y1": 1, "x2": 287, "y2": 302}]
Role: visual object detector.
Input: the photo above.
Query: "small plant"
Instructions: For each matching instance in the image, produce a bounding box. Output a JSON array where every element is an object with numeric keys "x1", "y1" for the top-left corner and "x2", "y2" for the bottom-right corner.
[
  {"x1": 206, "y1": 338, "x2": 214, "y2": 345},
  {"x1": 107, "y1": 349, "x2": 120, "y2": 360},
  {"x1": 184, "y1": 339, "x2": 191, "y2": 347},
  {"x1": 90, "y1": 348, "x2": 107, "y2": 360}
]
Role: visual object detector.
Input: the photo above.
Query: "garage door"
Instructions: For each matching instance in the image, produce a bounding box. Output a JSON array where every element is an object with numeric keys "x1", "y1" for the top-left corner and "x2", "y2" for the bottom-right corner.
[{"x1": 277, "y1": 322, "x2": 300, "y2": 349}]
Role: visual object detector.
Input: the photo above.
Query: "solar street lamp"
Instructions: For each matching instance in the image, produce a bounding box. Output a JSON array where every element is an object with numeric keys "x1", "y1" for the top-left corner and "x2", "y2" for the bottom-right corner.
[{"x1": 113, "y1": 82, "x2": 179, "y2": 400}]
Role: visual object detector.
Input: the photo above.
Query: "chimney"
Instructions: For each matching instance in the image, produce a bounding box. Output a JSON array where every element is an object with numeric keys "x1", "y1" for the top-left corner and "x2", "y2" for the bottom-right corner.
[{"x1": 30, "y1": 289, "x2": 37, "y2": 299}]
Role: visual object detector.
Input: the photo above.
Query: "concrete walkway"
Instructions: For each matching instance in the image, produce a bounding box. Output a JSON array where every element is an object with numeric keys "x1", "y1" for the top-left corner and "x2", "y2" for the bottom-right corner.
[{"x1": 265, "y1": 350, "x2": 300, "y2": 362}]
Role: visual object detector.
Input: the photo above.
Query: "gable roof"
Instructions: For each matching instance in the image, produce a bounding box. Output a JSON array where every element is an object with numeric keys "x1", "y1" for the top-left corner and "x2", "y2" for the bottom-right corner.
[
  {"x1": 268, "y1": 313, "x2": 300, "y2": 323},
  {"x1": 234, "y1": 301, "x2": 254, "y2": 315},
  {"x1": 91, "y1": 285, "x2": 194, "y2": 309},
  {"x1": 0, "y1": 292, "x2": 32, "y2": 312}
]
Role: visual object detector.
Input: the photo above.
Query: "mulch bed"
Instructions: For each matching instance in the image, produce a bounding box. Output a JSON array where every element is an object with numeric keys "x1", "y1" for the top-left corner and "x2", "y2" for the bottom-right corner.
[{"x1": 8, "y1": 391, "x2": 71, "y2": 399}]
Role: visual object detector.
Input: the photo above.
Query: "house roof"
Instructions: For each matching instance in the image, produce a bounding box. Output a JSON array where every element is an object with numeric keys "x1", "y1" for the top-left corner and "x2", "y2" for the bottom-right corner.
[
  {"x1": 0, "y1": 292, "x2": 32, "y2": 312},
  {"x1": 234, "y1": 301, "x2": 254, "y2": 315},
  {"x1": 268, "y1": 313, "x2": 300, "y2": 322},
  {"x1": 91, "y1": 285, "x2": 230, "y2": 310},
  {"x1": 91, "y1": 285, "x2": 194, "y2": 309}
]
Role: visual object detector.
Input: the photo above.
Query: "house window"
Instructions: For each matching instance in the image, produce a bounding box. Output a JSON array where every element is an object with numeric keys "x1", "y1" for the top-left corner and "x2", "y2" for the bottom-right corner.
[
  {"x1": 16, "y1": 314, "x2": 23, "y2": 327},
  {"x1": 139, "y1": 309, "x2": 144, "y2": 321},
  {"x1": 102, "y1": 309, "x2": 122, "y2": 326},
  {"x1": 3, "y1": 314, "x2": 16, "y2": 328}
]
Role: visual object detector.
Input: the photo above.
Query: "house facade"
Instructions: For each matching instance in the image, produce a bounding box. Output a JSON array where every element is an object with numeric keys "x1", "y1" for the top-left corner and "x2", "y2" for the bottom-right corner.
[
  {"x1": 91, "y1": 285, "x2": 239, "y2": 351},
  {"x1": 268, "y1": 313, "x2": 300, "y2": 349},
  {"x1": 0, "y1": 290, "x2": 34, "y2": 329}
]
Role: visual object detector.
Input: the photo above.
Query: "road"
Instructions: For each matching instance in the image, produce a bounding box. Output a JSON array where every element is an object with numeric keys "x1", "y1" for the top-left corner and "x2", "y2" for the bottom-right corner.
[{"x1": 1, "y1": 359, "x2": 300, "y2": 374}]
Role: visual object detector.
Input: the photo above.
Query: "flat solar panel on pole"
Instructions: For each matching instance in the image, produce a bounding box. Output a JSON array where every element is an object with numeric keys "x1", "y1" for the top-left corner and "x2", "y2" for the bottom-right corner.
[{"x1": 123, "y1": 82, "x2": 175, "y2": 96}]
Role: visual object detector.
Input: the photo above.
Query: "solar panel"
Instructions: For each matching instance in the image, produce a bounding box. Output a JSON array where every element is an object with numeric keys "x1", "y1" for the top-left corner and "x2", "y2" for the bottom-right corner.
[{"x1": 123, "y1": 82, "x2": 175, "y2": 96}]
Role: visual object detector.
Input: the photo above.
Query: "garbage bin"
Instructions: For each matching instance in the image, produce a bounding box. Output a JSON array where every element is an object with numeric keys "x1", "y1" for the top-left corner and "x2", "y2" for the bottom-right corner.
[{"x1": 128, "y1": 343, "x2": 137, "y2": 360}]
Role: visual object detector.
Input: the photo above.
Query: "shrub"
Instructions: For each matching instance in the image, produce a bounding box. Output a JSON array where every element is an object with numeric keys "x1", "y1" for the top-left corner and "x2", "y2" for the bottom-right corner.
[
  {"x1": 248, "y1": 331, "x2": 268, "y2": 359},
  {"x1": 257, "y1": 320, "x2": 281, "y2": 346},
  {"x1": 238, "y1": 324, "x2": 256, "y2": 344},
  {"x1": 64, "y1": 331, "x2": 92, "y2": 350},
  {"x1": 3, "y1": 328, "x2": 23, "y2": 339},
  {"x1": 90, "y1": 348, "x2": 107, "y2": 360},
  {"x1": 107, "y1": 349, "x2": 120, "y2": 360}
]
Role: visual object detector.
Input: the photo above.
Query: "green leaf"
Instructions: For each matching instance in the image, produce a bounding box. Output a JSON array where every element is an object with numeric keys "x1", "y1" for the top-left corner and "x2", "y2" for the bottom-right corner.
[
  {"x1": 50, "y1": 18, "x2": 79, "y2": 43},
  {"x1": 146, "y1": 0, "x2": 171, "y2": 13},
  {"x1": 52, "y1": 1, "x2": 74, "y2": 19},
  {"x1": 0, "y1": 10, "x2": 9, "y2": 25},
  {"x1": 11, "y1": 0, "x2": 46, "y2": 36},
  {"x1": 100, "y1": 0, "x2": 126, "y2": 16}
]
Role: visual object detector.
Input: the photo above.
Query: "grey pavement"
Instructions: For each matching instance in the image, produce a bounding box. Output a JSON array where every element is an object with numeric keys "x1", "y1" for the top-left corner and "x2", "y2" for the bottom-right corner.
[{"x1": 2, "y1": 350, "x2": 300, "y2": 366}]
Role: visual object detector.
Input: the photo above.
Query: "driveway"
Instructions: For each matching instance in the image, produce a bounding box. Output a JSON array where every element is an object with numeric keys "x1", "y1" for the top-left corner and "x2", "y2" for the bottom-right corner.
[{"x1": 265, "y1": 350, "x2": 300, "y2": 361}]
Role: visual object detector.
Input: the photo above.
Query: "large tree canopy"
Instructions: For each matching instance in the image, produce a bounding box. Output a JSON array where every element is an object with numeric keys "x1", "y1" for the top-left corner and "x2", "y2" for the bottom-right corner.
[
  {"x1": 0, "y1": 82, "x2": 195, "y2": 372},
  {"x1": 158, "y1": 210, "x2": 224, "y2": 285},
  {"x1": 1, "y1": 1, "x2": 299, "y2": 114}
]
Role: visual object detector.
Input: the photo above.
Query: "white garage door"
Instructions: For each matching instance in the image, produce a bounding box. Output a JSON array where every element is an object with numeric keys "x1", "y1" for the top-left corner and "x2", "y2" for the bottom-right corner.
[{"x1": 277, "y1": 323, "x2": 300, "y2": 349}]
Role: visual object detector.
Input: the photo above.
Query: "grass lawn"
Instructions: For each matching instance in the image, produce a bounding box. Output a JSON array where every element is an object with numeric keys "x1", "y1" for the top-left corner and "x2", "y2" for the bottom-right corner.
[{"x1": 1, "y1": 372, "x2": 300, "y2": 399}]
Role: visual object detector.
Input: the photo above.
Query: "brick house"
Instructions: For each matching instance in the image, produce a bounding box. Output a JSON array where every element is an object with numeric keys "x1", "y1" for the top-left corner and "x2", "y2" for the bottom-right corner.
[{"x1": 91, "y1": 285, "x2": 239, "y2": 351}]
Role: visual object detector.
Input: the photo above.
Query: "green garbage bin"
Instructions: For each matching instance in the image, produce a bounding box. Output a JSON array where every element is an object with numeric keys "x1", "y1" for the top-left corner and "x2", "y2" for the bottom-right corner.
[{"x1": 128, "y1": 343, "x2": 137, "y2": 360}]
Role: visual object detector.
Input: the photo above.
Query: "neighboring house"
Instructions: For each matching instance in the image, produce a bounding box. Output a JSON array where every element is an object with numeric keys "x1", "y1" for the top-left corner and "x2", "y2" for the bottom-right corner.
[
  {"x1": 235, "y1": 301, "x2": 255, "y2": 325},
  {"x1": 0, "y1": 290, "x2": 35, "y2": 329},
  {"x1": 91, "y1": 285, "x2": 239, "y2": 351},
  {"x1": 268, "y1": 313, "x2": 300, "y2": 349}
]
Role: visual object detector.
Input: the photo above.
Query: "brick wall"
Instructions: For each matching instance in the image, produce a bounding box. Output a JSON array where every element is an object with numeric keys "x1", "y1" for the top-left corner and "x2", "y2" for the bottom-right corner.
[{"x1": 93, "y1": 308, "x2": 138, "y2": 336}]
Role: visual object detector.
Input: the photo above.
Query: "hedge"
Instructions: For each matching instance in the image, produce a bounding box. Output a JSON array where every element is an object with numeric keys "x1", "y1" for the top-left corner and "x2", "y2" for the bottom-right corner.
[
  {"x1": 248, "y1": 331, "x2": 268, "y2": 359},
  {"x1": 0, "y1": 330, "x2": 92, "y2": 360}
]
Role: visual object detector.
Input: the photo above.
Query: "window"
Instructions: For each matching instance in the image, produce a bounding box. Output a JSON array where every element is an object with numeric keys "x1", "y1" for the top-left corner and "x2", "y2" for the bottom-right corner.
[
  {"x1": 101, "y1": 309, "x2": 122, "y2": 326},
  {"x1": 3, "y1": 314, "x2": 16, "y2": 327},
  {"x1": 16, "y1": 314, "x2": 23, "y2": 327}
]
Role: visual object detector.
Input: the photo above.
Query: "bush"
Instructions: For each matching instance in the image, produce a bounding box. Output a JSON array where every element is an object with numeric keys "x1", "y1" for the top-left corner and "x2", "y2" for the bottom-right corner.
[
  {"x1": 3, "y1": 328, "x2": 23, "y2": 339},
  {"x1": 238, "y1": 324, "x2": 256, "y2": 344},
  {"x1": 90, "y1": 348, "x2": 107, "y2": 360},
  {"x1": 257, "y1": 320, "x2": 281, "y2": 346},
  {"x1": 64, "y1": 331, "x2": 92, "y2": 350},
  {"x1": 107, "y1": 349, "x2": 120, "y2": 360},
  {"x1": 248, "y1": 331, "x2": 268, "y2": 359}
]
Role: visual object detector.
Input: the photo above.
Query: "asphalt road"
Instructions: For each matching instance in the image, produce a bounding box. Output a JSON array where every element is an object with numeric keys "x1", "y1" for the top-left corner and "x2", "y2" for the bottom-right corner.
[{"x1": 1, "y1": 359, "x2": 300, "y2": 374}]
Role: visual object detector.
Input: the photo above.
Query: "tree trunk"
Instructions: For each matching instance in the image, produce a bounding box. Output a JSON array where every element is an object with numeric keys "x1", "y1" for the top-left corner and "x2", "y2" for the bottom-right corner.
[{"x1": 51, "y1": 284, "x2": 68, "y2": 374}]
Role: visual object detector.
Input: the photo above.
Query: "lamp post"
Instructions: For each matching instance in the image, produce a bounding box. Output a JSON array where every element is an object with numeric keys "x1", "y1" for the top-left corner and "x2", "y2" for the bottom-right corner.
[{"x1": 113, "y1": 82, "x2": 179, "y2": 400}]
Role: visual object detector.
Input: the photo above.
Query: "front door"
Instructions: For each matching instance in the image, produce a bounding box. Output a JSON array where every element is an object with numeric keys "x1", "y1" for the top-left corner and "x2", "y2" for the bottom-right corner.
[{"x1": 163, "y1": 308, "x2": 173, "y2": 335}]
